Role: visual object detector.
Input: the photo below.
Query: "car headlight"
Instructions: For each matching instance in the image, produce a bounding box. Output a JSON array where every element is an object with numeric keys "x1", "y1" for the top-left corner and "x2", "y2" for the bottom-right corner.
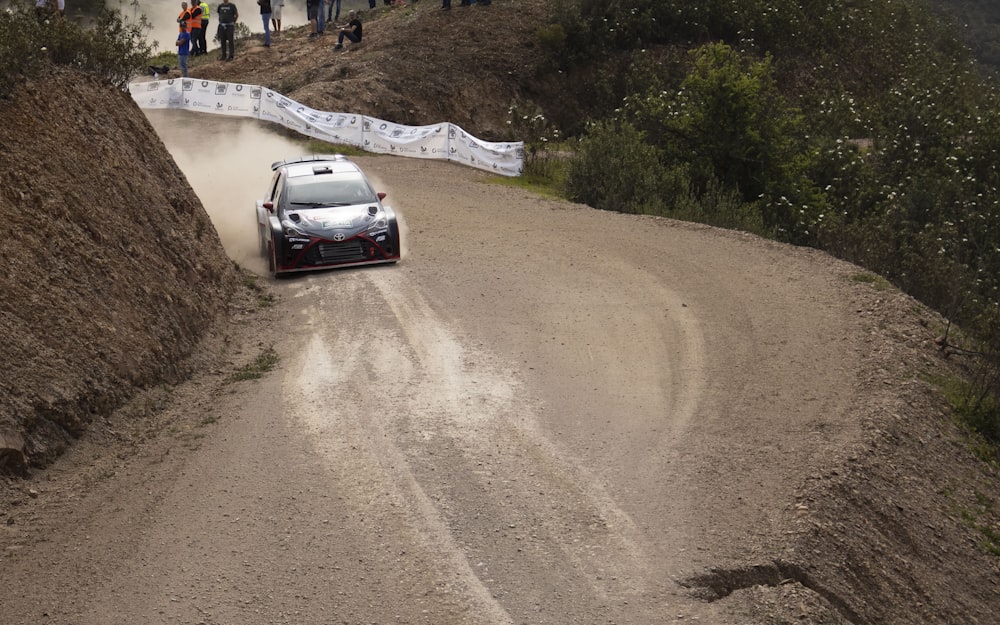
[{"x1": 282, "y1": 219, "x2": 308, "y2": 237}]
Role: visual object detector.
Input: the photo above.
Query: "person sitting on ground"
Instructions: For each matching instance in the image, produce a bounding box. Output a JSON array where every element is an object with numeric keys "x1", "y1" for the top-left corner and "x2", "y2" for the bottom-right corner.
[{"x1": 333, "y1": 10, "x2": 361, "y2": 49}]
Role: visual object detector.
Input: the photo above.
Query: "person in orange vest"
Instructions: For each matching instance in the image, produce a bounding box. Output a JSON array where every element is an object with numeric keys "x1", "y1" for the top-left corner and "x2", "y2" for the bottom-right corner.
[
  {"x1": 187, "y1": 1, "x2": 203, "y2": 55},
  {"x1": 177, "y1": 0, "x2": 192, "y2": 31}
]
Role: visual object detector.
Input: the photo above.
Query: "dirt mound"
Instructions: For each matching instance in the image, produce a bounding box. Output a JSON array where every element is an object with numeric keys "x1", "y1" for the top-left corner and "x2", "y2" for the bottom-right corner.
[
  {"x1": 190, "y1": 0, "x2": 549, "y2": 140},
  {"x1": 0, "y1": 67, "x2": 244, "y2": 472}
]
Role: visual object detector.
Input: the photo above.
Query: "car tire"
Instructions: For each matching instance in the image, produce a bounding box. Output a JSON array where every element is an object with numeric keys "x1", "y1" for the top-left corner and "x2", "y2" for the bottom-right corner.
[
  {"x1": 266, "y1": 240, "x2": 278, "y2": 278},
  {"x1": 259, "y1": 225, "x2": 268, "y2": 257}
]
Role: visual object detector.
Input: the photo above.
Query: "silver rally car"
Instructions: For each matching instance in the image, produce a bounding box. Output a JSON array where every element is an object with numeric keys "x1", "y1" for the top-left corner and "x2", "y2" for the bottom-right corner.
[{"x1": 255, "y1": 155, "x2": 402, "y2": 276}]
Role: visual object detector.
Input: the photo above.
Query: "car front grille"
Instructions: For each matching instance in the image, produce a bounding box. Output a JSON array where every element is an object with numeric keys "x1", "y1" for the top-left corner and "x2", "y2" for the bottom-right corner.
[{"x1": 306, "y1": 240, "x2": 369, "y2": 265}]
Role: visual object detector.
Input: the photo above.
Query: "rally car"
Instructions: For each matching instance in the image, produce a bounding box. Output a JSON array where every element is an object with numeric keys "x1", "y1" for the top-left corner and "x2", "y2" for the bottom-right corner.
[{"x1": 255, "y1": 155, "x2": 401, "y2": 276}]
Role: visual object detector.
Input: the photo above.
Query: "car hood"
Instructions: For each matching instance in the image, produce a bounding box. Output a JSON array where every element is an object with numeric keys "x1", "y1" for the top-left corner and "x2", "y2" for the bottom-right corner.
[{"x1": 286, "y1": 204, "x2": 379, "y2": 236}]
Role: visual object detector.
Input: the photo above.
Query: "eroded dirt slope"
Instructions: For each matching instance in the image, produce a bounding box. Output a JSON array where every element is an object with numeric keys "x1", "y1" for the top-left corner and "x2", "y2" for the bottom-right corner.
[{"x1": 0, "y1": 67, "x2": 246, "y2": 471}]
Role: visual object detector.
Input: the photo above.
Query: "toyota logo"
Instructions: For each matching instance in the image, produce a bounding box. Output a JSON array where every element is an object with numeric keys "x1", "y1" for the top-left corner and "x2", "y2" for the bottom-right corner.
[{"x1": 333, "y1": 233, "x2": 346, "y2": 242}]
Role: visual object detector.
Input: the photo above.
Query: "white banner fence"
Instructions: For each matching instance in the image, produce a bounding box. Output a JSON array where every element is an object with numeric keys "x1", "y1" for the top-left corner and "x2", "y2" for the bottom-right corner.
[{"x1": 129, "y1": 77, "x2": 525, "y2": 176}]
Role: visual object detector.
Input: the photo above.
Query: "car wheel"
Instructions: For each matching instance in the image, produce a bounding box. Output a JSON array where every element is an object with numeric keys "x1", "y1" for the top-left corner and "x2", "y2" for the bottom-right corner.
[{"x1": 259, "y1": 225, "x2": 268, "y2": 257}]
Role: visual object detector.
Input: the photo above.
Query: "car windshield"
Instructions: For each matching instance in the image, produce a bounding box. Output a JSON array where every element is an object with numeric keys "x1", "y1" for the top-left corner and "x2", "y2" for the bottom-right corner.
[{"x1": 287, "y1": 173, "x2": 376, "y2": 206}]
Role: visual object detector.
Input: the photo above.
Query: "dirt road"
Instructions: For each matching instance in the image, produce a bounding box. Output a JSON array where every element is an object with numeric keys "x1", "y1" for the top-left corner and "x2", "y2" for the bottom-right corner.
[{"x1": 0, "y1": 128, "x2": 890, "y2": 623}]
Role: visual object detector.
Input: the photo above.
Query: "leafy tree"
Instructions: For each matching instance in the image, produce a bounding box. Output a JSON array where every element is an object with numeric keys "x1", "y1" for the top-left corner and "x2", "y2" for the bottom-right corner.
[
  {"x1": 566, "y1": 119, "x2": 669, "y2": 215},
  {"x1": 0, "y1": 2, "x2": 151, "y2": 98},
  {"x1": 620, "y1": 42, "x2": 823, "y2": 242}
]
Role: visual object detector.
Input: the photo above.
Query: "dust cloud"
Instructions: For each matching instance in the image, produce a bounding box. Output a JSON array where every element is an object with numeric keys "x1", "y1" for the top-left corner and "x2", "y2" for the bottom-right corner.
[{"x1": 144, "y1": 109, "x2": 309, "y2": 275}]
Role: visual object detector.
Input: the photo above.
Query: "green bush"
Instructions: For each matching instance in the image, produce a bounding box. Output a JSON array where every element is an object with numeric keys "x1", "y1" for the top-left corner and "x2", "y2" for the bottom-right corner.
[
  {"x1": 0, "y1": 2, "x2": 151, "y2": 98},
  {"x1": 566, "y1": 119, "x2": 668, "y2": 215}
]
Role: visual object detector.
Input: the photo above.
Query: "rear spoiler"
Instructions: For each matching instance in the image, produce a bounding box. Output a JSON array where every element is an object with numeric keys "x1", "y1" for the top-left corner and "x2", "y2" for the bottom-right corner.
[{"x1": 270, "y1": 154, "x2": 349, "y2": 171}]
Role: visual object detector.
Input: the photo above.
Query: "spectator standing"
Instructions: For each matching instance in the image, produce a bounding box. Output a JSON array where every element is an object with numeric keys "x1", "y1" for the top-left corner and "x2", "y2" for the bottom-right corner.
[
  {"x1": 333, "y1": 9, "x2": 361, "y2": 49},
  {"x1": 316, "y1": 0, "x2": 325, "y2": 34},
  {"x1": 326, "y1": 0, "x2": 340, "y2": 25},
  {"x1": 177, "y1": 0, "x2": 192, "y2": 32},
  {"x1": 216, "y1": 0, "x2": 238, "y2": 60},
  {"x1": 187, "y1": 1, "x2": 203, "y2": 55},
  {"x1": 441, "y1": 0, "x2": 449, "y2": 10},
  {"x1": 271, "y1": 0, "x2": 283, "y2": 34},
  {"x1": 176, "y1": 24, "x2": 191, "y2": 77},
  {"x1": 306, "y1": 0, "x2": 319, "y2": 37},
  {"x1": 368, "y1": 0, "x2": 375, "y2": 9},
  {"x1": 258, "y1": 0, "x2": 272, "y2": 46},
  {"x1": 197, "y1": 1, "x2": 210, "y2": 56}
]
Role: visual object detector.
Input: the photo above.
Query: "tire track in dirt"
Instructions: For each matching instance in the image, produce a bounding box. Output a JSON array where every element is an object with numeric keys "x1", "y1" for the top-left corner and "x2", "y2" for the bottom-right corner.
[{"x1": 288, "y1": 266, "x2": 712, "y2": 622}]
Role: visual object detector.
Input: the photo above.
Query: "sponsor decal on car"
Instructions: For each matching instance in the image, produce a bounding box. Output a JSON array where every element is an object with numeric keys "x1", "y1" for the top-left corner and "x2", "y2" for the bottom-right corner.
[{"x1": 316, "y1": 218, "x2": 354, "y2": 228}]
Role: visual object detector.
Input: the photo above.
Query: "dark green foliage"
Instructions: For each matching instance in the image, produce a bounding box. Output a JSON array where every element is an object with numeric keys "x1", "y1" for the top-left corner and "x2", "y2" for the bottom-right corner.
[
  {"x1": 0, "y1": 2, "x2": 151, "y2": 98},
  {"x1": 541, "y1": 0, "x2": 1000, "y2": 446},
  {"x1": 924, "y1": 0, "x2": 1000, "y2": 76},
  {"x1": 566, "y1": 120, "x2": 667, "y2": 215}
]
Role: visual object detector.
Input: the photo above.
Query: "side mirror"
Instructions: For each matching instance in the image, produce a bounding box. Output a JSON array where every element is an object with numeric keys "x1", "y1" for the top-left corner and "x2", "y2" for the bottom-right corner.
[
  {"x1": 377, "y1": 192, "x2": 386, "y2": 201},
  {"x1": 263, "y1": 201, "x2": 275, "y2": 213}
]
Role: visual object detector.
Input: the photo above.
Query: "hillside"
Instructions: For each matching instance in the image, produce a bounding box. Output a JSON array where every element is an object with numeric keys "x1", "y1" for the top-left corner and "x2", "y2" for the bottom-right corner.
[
  {"x1": 0, "y1": 66, "x2": 251, "y2": 472},
  {"x1": 0, "y1": 2, "x2": 998, "y2": 624},
  {"x1": 188, "y1": 1, "x2": 549, "y2": 141}
]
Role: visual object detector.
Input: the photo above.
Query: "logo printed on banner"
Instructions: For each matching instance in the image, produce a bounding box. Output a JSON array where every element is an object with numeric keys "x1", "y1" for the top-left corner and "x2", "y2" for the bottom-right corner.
[{"x1": 130, "y1": 80, "x2": 523, "y2": 176}]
